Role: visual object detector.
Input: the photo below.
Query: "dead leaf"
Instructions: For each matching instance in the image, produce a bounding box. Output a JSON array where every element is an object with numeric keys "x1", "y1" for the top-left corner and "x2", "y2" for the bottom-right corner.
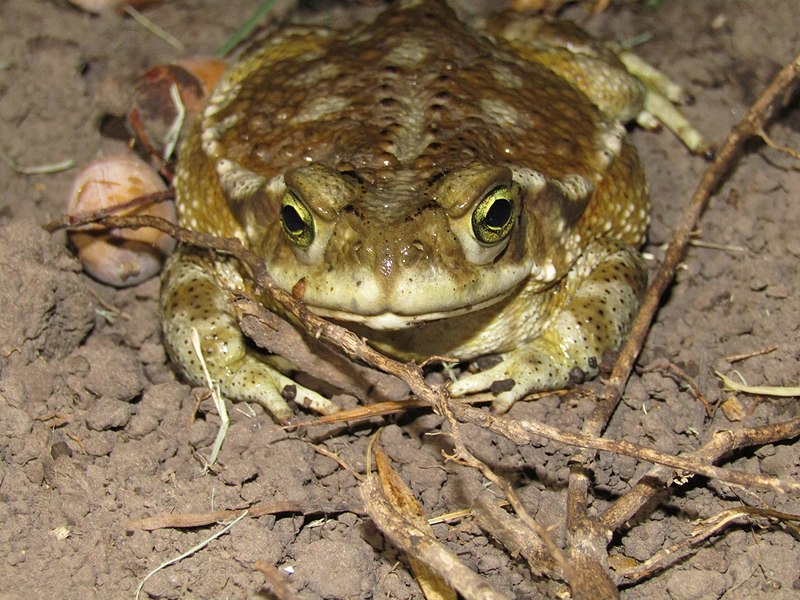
[
  {"x1": 720, "y1": 396, "x2": 746, "y2": 422},
  {"x1": 374, "y1": 444, "x2": 456, "y2": 600}
]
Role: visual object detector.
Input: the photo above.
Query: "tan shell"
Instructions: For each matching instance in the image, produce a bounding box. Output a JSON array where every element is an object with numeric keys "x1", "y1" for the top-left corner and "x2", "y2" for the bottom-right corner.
[{"x1": 67, "y1": 154, "x2": 176, "y2": 287}]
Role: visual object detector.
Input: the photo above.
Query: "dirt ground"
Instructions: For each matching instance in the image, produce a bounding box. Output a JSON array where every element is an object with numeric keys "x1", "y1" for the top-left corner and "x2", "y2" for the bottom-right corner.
[{"x1": 0, "y1": 1, "x2": 798, "y2": 598}]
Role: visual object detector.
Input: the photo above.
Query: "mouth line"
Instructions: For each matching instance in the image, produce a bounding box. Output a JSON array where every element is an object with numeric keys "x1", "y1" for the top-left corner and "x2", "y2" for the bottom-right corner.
[{"x1": 305, "y1": 289, "x2": 513, "y2": 331}]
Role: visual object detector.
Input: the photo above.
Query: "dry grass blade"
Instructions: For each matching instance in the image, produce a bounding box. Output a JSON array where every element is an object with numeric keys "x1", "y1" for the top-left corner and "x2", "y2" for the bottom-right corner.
[
  {"x1": 124, "y1": 4, "x2": 184, "y2": 50},
  {"x1": 125, "y1": 500, "x2": 361, "y2": 531},
  {"x1": 134, "y1": 511, "x2": 248, "y2": 600},
  {"x1": 285, "y1": 400, "x2": 429, "y2": 428},
  {"x1": 724, "y1": 346, "x2": 778, "y2": 363},
  {"x1": 0, "y1": 151, "x2": 74, "y2": 174},
  {"x1": 716, "y1": 371, "x2": 800, "y2": 397},
  {"x1": 191, "y1": 327, "x2": 229, "y2": 469},
  {"x1": 373, "y1": 442, "x2": 456, "y2": 600}
]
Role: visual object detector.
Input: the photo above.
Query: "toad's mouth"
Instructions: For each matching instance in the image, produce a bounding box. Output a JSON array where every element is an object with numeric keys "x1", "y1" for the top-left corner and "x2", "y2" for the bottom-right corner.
[
  {"x1": 268, "y1": 257, "x2": 536, "y2": 331},
  {"x1": 304, "y1": 286, "x2": 517, "y2": 331}
]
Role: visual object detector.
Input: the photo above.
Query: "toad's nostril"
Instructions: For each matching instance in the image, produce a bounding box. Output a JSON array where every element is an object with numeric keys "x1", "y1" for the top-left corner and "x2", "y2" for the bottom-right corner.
[
  {"x1": 352, "y1": 239, "x2": 378, "y2": 269},
  {"x1": 398, "y1": 240, "x2": 426, "y2": 266}
]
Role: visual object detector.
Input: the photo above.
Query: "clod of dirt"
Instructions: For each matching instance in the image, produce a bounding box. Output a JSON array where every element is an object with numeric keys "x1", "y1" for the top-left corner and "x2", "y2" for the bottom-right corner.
[
  {"x1": 293, "y1": 538, "x2": 378, "y2": 598},
  {"x1": 665, "y1": 568, "x2": 731, "y2": 600},
  {"x1": 77, "y1": 339, "x2": 146, "y2": 401},
  {"x1": 0, "y1": 221, "x2": 95, "y2": 366},
  {"x1": 85, "y1": 396, "x2": 133, "y2": 431}
]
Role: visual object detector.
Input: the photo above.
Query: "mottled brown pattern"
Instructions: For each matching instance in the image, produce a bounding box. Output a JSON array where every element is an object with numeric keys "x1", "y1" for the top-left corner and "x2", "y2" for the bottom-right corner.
[{"x1": 213, "y1": 2, "x2": 605, "y2": 186}]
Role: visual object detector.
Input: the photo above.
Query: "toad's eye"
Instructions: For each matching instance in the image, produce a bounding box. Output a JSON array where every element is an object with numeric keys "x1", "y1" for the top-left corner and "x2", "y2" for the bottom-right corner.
[
  {"x1": 471, "y1": 186, "x2": 514, "y2": 245},
  {"x1": 280, "y1": 192, "x2": 315, "y2": 248}
]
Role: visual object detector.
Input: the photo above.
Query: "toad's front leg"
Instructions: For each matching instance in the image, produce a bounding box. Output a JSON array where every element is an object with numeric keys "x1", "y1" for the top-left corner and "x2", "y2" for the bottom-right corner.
[
  {"x1": 449, "y1": 241, "x2": 647, "y2": 413},
  {"x1": 160, "y1": 248, "x2": 340, "y2": 422}
]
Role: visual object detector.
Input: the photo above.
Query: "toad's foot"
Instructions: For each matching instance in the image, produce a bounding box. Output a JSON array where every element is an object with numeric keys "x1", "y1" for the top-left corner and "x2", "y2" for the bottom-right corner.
[
  {"x1": 450, "y1": 242, "x2": 646, "y2": 413},
  {"x1": 161, "y1": 250, "x2": 340, "y2": 422},
  {"x1": 615, "y1": 48, "x2": 711, "y2": 155},
  {"x1": 490, "y1": 16, "x2": 709, "y2": 154}
]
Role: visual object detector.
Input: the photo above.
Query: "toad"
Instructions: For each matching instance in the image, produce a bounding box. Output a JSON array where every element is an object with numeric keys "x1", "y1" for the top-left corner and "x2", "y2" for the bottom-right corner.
[{"x1": 161, "y1": 0, "x2": 665, "y2": 421}]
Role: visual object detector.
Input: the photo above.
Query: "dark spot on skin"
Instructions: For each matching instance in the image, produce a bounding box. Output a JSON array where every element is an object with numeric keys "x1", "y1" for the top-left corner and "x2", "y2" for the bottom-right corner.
[
  {"x1": 281, "y1": 385, "x2": 297, "y2": 401},
  {"x1": 568, "y1": 366, "x2": 586, "y2": 385},
  {"x1": 490, "y1": 378, "x2": 515, "y2": 393},
  {"x1": 475, "y1": 355, "x2": 503, "y2": 370}
]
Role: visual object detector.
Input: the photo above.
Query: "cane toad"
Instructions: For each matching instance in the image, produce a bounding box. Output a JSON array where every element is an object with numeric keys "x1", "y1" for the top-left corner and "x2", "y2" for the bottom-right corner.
[{"x1": 161, "y1": 0, "x2": 653, "y2": 421}]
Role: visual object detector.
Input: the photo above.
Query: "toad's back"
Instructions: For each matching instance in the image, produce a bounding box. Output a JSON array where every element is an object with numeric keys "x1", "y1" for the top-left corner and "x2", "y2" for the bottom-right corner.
[{"x1": 183, "y1": 0, "x2": 629, "y2": 234}]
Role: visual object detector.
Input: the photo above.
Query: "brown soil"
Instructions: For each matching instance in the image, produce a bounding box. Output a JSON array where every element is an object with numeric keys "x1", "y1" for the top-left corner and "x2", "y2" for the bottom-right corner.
[{"x1": 0, "y1": 1, "x2": 798, "y2": 599}]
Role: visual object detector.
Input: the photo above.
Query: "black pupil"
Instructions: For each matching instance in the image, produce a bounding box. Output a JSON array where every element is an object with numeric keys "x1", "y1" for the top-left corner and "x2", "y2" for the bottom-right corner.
[
  {"x1": 282, "y1": 204, "x2": 305, "y2": 233},
  {"x1": 485, "y1": 198, "x2": 512, "y2": 229}
]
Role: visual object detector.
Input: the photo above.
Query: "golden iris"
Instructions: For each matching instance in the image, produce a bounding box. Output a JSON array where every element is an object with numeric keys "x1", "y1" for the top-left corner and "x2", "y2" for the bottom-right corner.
[
  {"x1": 280, "y1": 192, "x2": 315, "y2": 248},
  {"x1": 472, "y1": 186, "x2": 514, "y2": 245}
]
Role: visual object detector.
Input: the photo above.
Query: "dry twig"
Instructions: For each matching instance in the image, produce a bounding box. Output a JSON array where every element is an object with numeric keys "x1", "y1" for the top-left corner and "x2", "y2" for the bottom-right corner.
[
  {"x1": 642, "y1": 360, "x2": 712, "y2": 416},
  {"x1": 613, "y1": 506, "x2": 800, "y2": 584},
  {"x1": 126, "y1": 500, "x2": 361, "y2": 531}
]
